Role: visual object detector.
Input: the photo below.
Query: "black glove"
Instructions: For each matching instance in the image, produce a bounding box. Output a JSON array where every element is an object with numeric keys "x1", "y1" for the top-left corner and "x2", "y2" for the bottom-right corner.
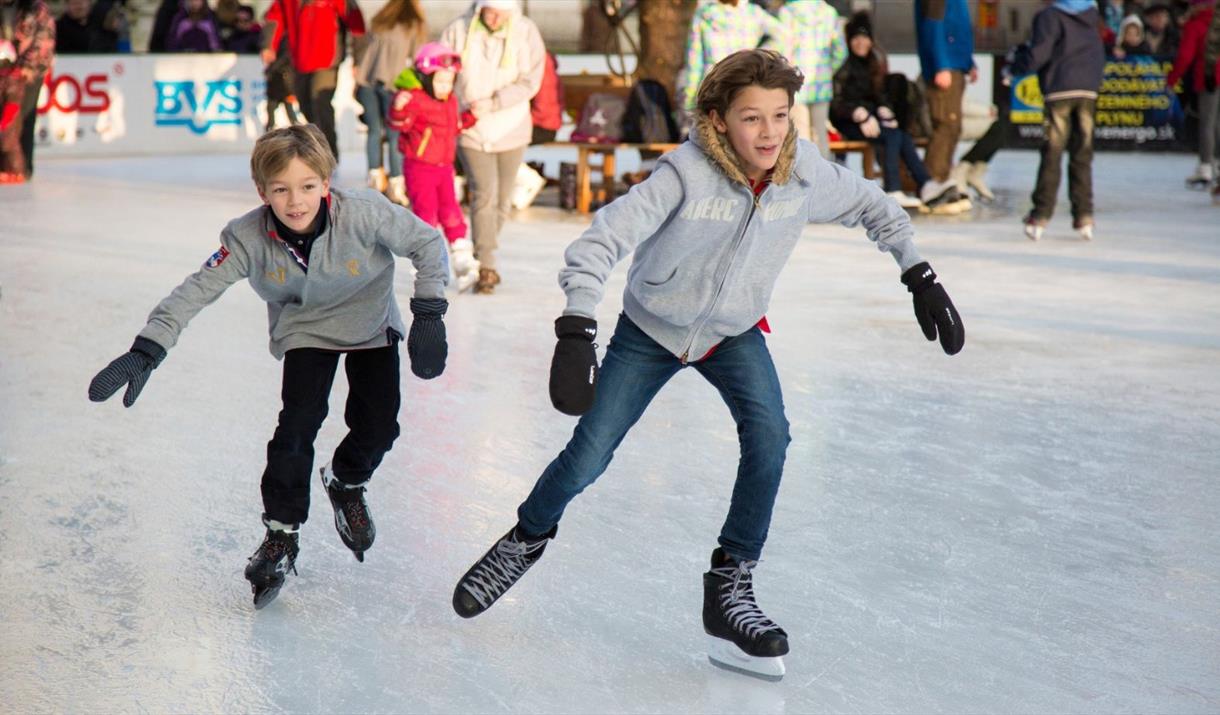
[
  {"x1": 549, "y1": 316, "x2": 599, "y2": 416},
  {"x1": 900, "y1": 262, "x2": 964, "y2": 355},
  {"x1": 407, "y1": 297, "x2": 448, "y2": 379},
  {"x1": 88, "y1": 337, "x2": 167, "y2": 407}
]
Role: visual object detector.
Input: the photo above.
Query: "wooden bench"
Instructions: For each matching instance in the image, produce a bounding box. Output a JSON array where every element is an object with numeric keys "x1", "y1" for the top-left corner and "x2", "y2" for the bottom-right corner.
[{"x1": 543, "y1": 139, "x2": 893, "y2": 214}]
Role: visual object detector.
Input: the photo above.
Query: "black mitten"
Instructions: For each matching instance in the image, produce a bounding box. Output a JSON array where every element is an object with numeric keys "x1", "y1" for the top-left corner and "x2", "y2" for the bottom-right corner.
[
  {"x1": 900, "y1": 262, "x2": 964, "y2": 355},
  {"x1": 549, "y1": 316, "x2": 598, "y2": 416},
  {"x1": 88, "y1": 337, "x2": 167, "y2": 407},
  {"x1": 407, "y1": 297, "x2": 448, "y2": 379}
]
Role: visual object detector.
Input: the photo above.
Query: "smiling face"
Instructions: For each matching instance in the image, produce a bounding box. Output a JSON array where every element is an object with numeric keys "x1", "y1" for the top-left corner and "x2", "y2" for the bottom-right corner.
[
  {"x1": 258, "y1": 157, "x2": 329, "y2": 232},
  {"x1": 431, "y1": 68, "x2": 456, "y2": 100},
  {"x1": 710, "y1": 85, "x2": 790, "y2": 182}
]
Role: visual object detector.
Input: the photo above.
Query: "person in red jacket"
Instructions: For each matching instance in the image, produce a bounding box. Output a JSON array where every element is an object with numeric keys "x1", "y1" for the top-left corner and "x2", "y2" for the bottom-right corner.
[
  {"x1": 388, "y1": 42, "x2": 480, "y2": 291},
  {"x1": 1167, "y1": 0, "x2": 1218, "y2": 189},
  {"x1": 530, "y1": 50, "x2": 563, "y2": 144},
  {"x1": 262, "y1": 0, "x2": 364, "y2": 161}
]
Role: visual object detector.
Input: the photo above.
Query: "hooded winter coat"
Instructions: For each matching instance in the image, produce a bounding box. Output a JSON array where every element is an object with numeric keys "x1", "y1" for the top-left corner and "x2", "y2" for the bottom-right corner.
[
  {"x1": 1010, "y1": 1, "x2": 1105, "y2": 102},
  {"x1": 558, "y1": 117, "x2": 920, "y2": 362},
  {"x1": 440, "y1": 7, "x2": 545, "y2": 153},
  {"x1": 387, "y1": 68, "x2": 477, "y2": 167}
]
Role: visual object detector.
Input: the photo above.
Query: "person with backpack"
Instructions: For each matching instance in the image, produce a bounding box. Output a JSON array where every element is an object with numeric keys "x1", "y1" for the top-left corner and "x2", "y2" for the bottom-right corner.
[
  {"x1": 777, "y1": 0, "x2": 845, "y2": 158},
  {"x1": 441, "y1": 0, "x2": 545, "y2": 295}
]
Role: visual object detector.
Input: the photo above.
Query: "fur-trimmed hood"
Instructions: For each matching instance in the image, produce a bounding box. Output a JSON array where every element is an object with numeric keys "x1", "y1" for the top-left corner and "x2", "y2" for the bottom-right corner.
[{"x1": 689, "y1": 113, "x2": 799, "y2": 188}]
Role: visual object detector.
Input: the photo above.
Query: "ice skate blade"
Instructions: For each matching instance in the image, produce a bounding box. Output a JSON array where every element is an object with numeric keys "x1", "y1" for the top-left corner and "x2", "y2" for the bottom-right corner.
[
  {"x1": 706, "y1": 635, "x2": 785, "y2": 682},
  {"x1": 252, "y1": 584, "x2": 283, "y2": 609}
]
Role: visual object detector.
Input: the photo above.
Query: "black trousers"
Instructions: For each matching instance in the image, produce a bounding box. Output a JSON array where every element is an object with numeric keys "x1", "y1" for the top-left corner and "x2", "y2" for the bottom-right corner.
[
  {"x1": 261, "y1": 344, "x2": 401, "y2": 525},
  {"x1": 294, "y1": 68, "x2": 339, "y2": 161},
  {"x1": 19, "y1": 73, "x2": 43, "y2": 178},
  {"x1": 1030, "y1": 97, "x2": 1096, "y2": 224}
]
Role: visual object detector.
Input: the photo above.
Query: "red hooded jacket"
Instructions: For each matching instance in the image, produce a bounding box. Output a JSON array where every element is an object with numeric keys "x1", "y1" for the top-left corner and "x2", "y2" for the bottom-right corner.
[
  {"x1": 1167, "y1": 7, "x2": 1215, "y2": 93},
  {"x1": 387, "y1": 71, "x2": 477, "y2": 167},
  {"x1": 264, "y1": 0, "x2": 364, "y2": 75}
]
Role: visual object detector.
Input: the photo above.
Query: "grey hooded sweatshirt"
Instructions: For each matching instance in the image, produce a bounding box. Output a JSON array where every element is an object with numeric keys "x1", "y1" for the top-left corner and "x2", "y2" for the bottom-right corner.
[
  {"x1": 559, "y1": 116, "x2": 923, "y2": 362},
  {"x1": 138, "y1": 187, "x2": 449, "y2": 359}
]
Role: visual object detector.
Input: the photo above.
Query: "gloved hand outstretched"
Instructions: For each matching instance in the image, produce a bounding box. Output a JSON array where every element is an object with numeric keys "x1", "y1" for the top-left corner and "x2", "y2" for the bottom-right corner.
[
  {"x1": 549, "y1": 316, "x2": 598, "y2": 416},
  {"x1": 88, "y1": 337, "x2": 167, "y2": 407},
  {"x1": 407, "y1": 297, "x2": 448, "y2": 379},
  {"x1": 900, "y1": 263, "x2": 964, "y2": 355}
]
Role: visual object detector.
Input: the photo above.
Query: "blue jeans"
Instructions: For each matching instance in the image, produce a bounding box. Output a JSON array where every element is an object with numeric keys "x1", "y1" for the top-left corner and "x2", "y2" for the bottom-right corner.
[
  {"x1": 517, "y1": 314, "x2": 791, "y2": 561},
  {"x1": 877, "y1": 126, "x2": 930, "y2": 193},
  {"x1": 355, "y1": 83, "x2": 402, "y2": 177}
]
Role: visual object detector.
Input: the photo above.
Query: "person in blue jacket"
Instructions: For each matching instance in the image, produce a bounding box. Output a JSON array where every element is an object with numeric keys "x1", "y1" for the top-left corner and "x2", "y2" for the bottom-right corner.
[{"x1": 915, "y1": 0, "x2": 975, "y2": 191}]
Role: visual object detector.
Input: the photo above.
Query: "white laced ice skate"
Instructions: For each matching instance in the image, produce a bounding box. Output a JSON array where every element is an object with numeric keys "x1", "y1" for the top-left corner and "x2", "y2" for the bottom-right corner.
[
  {"x1": 1186, "y1": 162, "x2": 1214, "y2": 190},
  {"x1": 1023, "y1": 216, "x2": 1045, "y2": 241},
  {"x1": 367, "y1": 167, "x2": 388, "y2": 193},
  {"x1": 965, "y1": 161, "x2": 995, "y2": 201},
  {"x1": 1076, "y1": 222, "x2": 1094, "y2": 241},
  {"x1": 449, "y1": 238, "x2": 480, "y2": 293},
  {"x1": 887, "y1": 190, "x2": 925, "y2": 210},
  {"x1": 387, "y1": 175, "x2": 410, "y2": 207}
]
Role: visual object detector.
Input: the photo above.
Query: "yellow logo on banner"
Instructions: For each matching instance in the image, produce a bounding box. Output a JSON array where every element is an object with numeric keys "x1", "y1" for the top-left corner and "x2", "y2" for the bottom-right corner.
[{"x1": 1015, "y1": 75, "x2": 1044, "y2": 109}]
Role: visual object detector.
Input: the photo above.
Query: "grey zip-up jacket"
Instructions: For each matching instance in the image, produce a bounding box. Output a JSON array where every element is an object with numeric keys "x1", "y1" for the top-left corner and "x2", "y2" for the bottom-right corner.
[
  {"x1": 138, "y1": 187, "x2": 449, "y2": 359},
  {"x1": 559, "y1": 116, "x2": 923, "y2": 362}
]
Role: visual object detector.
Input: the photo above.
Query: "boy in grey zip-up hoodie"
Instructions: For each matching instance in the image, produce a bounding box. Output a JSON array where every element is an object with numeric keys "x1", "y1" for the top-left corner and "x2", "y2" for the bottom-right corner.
[
  {"x1": 451, "y1": 50, "x2": 964, "y2": 679},
  {"x1": 87, "y1": 125, "x2": 450, "y2": 608}
]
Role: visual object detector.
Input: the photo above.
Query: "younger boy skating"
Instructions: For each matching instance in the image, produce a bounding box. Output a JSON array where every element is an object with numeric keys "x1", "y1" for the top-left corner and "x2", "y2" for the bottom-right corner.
[
  {"x1": 88, "y1": 125, "x2": 450, "y2": 608},
  {"x1": 451, "y1": 50, "x2": 964, "y2": 680}
]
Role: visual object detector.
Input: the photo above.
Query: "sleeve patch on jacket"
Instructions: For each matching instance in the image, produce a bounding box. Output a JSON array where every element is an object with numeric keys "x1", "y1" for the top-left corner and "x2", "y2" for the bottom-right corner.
[{"x1": 205, "y1": 246, "x2": 231, "y2": 268}]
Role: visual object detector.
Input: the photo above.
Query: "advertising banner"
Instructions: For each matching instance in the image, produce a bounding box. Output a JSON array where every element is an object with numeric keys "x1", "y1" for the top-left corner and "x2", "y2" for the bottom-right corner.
[
  {"x1": 33, "y1": 54, "x2": 362, "y2": 157},
  {"x1": 1005, "y1": 55, "x2": 1185, "y2": 150}
]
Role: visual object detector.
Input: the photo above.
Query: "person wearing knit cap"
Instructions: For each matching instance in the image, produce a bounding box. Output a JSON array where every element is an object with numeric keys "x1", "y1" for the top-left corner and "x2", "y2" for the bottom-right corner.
[
  {"x1": 441, "y1": 0, "x2": 545, "y2": 294},
  {"x1": 1114, "y1": 14, "x2": 1152, "y2": 57}
]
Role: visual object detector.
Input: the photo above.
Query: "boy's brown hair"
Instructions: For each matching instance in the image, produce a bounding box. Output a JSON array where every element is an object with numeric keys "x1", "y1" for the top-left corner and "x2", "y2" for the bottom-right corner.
[
  {"x1": 250, "y1": 125, "x2": 336, "y2": 188},
  {"x1": 696, "y1": 49, "x2": 805, "y2": 120}
]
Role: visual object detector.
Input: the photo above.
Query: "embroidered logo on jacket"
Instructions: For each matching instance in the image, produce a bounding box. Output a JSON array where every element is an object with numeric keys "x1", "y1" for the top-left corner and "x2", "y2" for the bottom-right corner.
[
  {"x1": 679, "y1": 197, "x2": 739, "y2": 223},
  {"x1": 761, "y1": 198, "x2": 804, "y2": 222},
  {"x1": 347, "y1": 259, "x2": 360, "y2": 276},
  {"x1": 205, "y1": 246, "x2": 230, "y2": 268},
  {"x1": 266, "y1": 268, "x2": 287, "y2": 284}
]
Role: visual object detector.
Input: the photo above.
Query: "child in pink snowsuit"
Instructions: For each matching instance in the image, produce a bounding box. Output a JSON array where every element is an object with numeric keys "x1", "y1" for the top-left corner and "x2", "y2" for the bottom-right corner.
[{"x1": 388, "y1": 42, "x2": 480, "y2": 290}]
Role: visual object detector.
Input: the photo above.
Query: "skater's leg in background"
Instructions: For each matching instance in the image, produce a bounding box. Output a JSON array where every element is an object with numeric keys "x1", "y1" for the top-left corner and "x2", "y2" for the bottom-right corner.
[
  {"x1": 378, "y1": 85, "x2": 404, "y2": 179},
  {"x1": 403, "y1": 161, "x2": 440, "y2": 227},
  {"x1": 355, "y1": 83, "x2": 385, "y2": 173},
  {"x1": 692, "y1": 328, "x2": 790, "y2": 562},
  {"x1": 961, "y1": 108, "x2": 1009, "y2": 165},
  {"x1": 1197, "y1": 88, "x2": 1219, "y2": 168},
  {"x1": 898, "y1": 129, "x2": 932, "y2": 189},
  {"x1": 266, "y1": 100, "x2": 280, "y2": 130},
  {"x1": 923, "y1": 70, "x2": 965, "y2": 182},
  {"x1": 1067, "y1": 98, "x2": 1097, "y2": 224},
  {"x1": 331, "y1": 343, "x2": 401, "y2": 486},
  {"x1": 877, "y1": 128, "x2": 904, "y2": 192},
  {"x1": 18, "y1": 73, "x2": 42, "y2": 178},
  {"x1": 435, "y1": 164, "x2": 468, "y2": 241},
  {"x1": 297, "y1": 69, "x2": 339, "y2": 161},
  {"x1": 1029, "y1": 99, "x2": 1072, "y2": 222},
  {"x1": 459, "y1": 147, "x2": 500, "y2": 270},
  {"x1": 516, "y1": 314, "x2": 682, "y2": 536},
  {"x1": 493, "y1": 146, "x2": 525, "y2": 239},
  {"x1": 261, "y1": 349, "x2": 340, "y2": 525}
]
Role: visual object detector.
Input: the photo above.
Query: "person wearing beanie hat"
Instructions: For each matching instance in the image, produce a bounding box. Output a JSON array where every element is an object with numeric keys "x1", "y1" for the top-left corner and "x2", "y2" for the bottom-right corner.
[
  {"x1": 1167, "y1": 0, "x2": 1219, "y2": 190},
  {"x1": 1143, "y1": 2, "x2": 1181, "y2": 56},
  {"x1": 1114, "y1": 14, "x2": 1151, "y2": 57}
]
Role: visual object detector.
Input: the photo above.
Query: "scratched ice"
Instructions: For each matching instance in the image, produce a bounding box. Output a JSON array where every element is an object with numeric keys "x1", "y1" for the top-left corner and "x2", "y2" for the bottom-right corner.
[{"x1": 1, "y1": 150, "x2": 1217, "y2": 713}]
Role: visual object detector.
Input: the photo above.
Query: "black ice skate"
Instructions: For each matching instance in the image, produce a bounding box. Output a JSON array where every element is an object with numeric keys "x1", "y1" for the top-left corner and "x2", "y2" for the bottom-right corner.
[
  {"x1": 320, "y1": 463, "x2": 375, "y2": 562},
  {"x1": 452, "y1": 524, "x2": 556, "y2": 618},
  {"x1": 244, "y1": 518, "x2": 300, "y2": 609},
  {"x1": 703, "y1": 547, "x2": 789, "y2": 682}
]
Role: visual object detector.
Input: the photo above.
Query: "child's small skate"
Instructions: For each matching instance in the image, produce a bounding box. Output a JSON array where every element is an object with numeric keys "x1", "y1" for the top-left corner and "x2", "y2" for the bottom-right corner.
[
  {"x1": 320, "y1": 463, "x2": 375, "y2": 562},
  {"x1": 1185, "y1": 162, "x2": 1214, "y2": 191},
  {"x1": 449, "y1": 238, "x2": 481, "y2": 293},
  {"x1": 244, "y1": 518, "x2": 300, "y2": 609},
  {"x1": 1074, "y1": 217, "x2": 1094, "y2": 241},
  {"x1": 1023, "y1": 214, "x2": 1046, "y2": 241}
]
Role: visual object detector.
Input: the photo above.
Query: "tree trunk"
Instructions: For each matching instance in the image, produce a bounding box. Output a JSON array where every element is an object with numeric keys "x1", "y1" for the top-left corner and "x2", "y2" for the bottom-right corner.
[{"x1": 637, "y1": 0, "x2": 697, "y2": 99}]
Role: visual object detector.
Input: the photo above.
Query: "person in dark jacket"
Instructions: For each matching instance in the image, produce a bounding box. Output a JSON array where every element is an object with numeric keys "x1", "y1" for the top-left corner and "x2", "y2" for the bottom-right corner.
[
  {"x1": 1167, "y1": 0, "x2": 1217, "y2": 188},
  {"x1": 166, "y1": 0, "x2": 221, "y2": 52},
  {"x1": 1008, "y1": 0, "x2": 1105, "y2": 240},
  {"x1": 223, "y1": 4, "x2": 260, "y2": 53},
  {"x1": 830, "y1": 12, "x2": 957, "y2": 211},
  {"x1": 1143, "y1": 2, "x2": 1181, "y2": 55},
  {"x1": 56, "y1": 0, "x2": 106, "y2": 53}
]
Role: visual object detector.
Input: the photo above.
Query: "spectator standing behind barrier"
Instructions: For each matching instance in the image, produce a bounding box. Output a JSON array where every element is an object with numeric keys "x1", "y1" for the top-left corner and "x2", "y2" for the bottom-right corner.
[
  {"x1": 263, "y1": 0, "x2": 365, "y2": 162},
  {"x1": 56, "y1": 0, "x2": 105, "y2": 53},
  {"x1": 167, "y1": 0, "x2": 221, "y2": 52},
  {"x1": 0, "y1": 0, "x2": 53, "y2": 185},
  {"x1": 677, "y1": 0, "x2": 787, "y2": 116},
  {"x1": 1114, "y1": 14, "x2": 1152, "y2": 56},
  {"x1": 1144, "y1": 2, "x2": 1181, "y2": 54},
  {"x1": 777, "y1": 0, "x2": 844, "y2": 158},
  {"x1": 1008, "y1": 0, "x2": 1104, "y2": 241},
  {"x1": 530, "y1": 49, "x2": 563, "y2": 144},
  {"x1": 148, "y1": 0, "x2": 178, "y2": 52},
  {"x1": 831, "y1": 13, "x2": 958, "y2": 212},
  {"x1": 264, "y1": 39, "x2": 300, "y2": 130},
  {"x1": 353, "y1": 0, "x2": 426, "y2": 208},
  {"x1": 441, "y1": 0, "x2": 544, "y2": 295},
  {"x1": 1167, "y1": 0, "x2": 1218, "y2": 189},
  {"x1": 224, "y1": 5, "x2": 260, "y2": 53},
  {"x1": 914, "y1": 0, "x2": 974, "y2": 204},
  {"x1": 89, "y1": 0, "x2": 130, "y2": 52}
]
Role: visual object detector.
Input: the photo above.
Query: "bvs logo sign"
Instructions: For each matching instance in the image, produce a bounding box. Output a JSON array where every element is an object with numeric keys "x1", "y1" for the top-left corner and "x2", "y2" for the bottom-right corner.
[{"x1": 154, "y1": 80, "x2": 242, "y2": 134}]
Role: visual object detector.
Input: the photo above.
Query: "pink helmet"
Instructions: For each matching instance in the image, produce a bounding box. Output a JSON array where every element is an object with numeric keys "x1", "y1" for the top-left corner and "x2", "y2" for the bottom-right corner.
[{"x1": 414, "y1": 42, "x2": 462, "y2": 75}]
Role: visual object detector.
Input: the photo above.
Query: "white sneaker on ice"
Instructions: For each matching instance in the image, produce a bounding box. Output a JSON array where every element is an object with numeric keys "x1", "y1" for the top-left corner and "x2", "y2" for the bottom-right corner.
[
  {"x1": 1186, "y1": 162, "x2": 1214, "y2": 190},
  {"x1": 919, "y1": 178, "x2": 955, "y2": 206},
  {"x1": 450, "y1": 238, "x2": 481, "y2": 293},
  {"x1": 966, "y1": 161, "x2": 995, "y2": 201},
  {"x1": 887, "y1": 190, "x2": 924, "y2": 210},
  {"x1": 387, "y1": 175, "x2": 409, "y2": 207}
]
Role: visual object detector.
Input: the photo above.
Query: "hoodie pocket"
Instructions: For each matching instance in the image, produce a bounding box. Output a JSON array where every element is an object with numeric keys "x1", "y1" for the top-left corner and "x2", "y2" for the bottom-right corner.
[{"x1": 629, "y1": 266, "x2": 706, "y2": 327}]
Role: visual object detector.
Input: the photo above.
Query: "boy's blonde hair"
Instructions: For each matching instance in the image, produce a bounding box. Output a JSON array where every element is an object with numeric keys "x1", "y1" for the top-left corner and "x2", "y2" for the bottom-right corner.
[
  {"x1": 250, "y1": 125, "x2": 336, "y2": 188},
  {"x1": 696, "y1": 49, "x2": 805, "y2": 120}
]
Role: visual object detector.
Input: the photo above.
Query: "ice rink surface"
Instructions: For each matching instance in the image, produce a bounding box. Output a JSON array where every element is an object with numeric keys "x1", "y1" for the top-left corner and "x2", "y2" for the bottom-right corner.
[{"x1": 1, "y1": 149, "x2": 1218, "y2": 714}]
